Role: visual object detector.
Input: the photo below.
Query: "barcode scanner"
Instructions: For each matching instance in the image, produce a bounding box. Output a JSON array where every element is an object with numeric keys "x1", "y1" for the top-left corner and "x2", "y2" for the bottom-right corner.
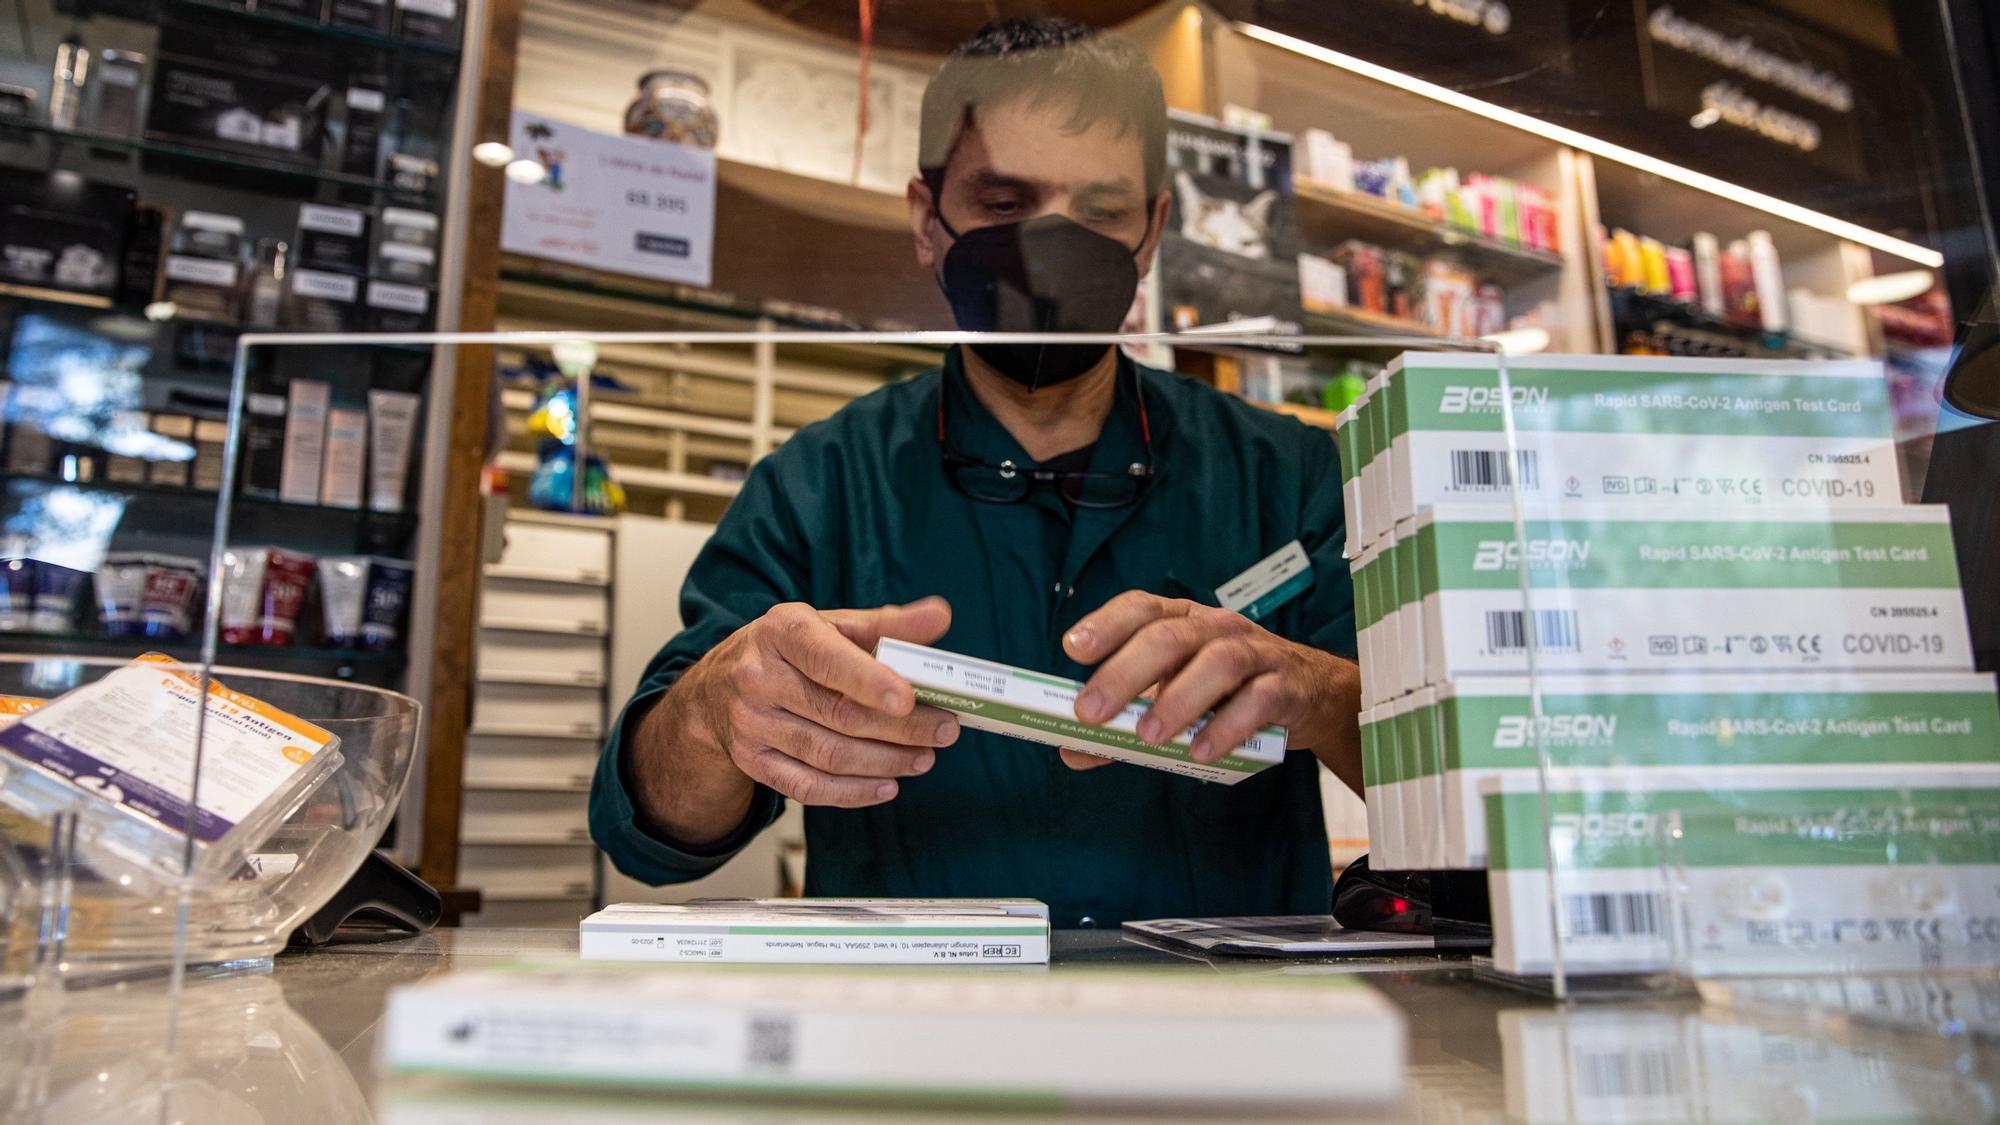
[{"x1": 1333, "y1": 855, "x2": 1493, "y2": 950}]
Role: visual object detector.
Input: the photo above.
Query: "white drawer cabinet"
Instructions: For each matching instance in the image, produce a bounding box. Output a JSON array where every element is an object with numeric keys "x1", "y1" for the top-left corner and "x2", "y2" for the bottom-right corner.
[
  {"x1": 495, "y1": 521, "x2": 612, "y2": 581},
  {"x1": 480, "y1": 578, "x2": 609, "y2": 635},
  {"x1": 461, "y1": 788, "x2": 592, "y2": 844},
  {"x1": 472, "y1": 681, "x2": 605, "y2": 738},
  {"x1": 478, "y1": 630, "x2": 606, "y2": 685},
  {"x1": 462, "y1": 734, "x2": 599, "y2": 789},
  {"x1": 459, "y1": 843, "x2": 596, "y2": 898}
]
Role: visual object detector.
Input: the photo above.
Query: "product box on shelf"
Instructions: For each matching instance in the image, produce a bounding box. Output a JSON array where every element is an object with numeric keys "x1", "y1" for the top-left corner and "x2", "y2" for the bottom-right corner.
[
  {"x1": 330, "y1": 0, "x2": 389, "y2": 33},
  {"x1": 220, "y1": 547, "x2": 315, "y2": 645},
  {"x1": 280, "y1": 380, "x2": 330, "y2": 505},
  {"x1": 340, "y1": 83, "x2": 387, "y2": 178},
  {"x1": 241, "y1": 392, "x2": 288, "y2": 500},
  {"x1": 874, "y1": 639, "x2": 1286, "y2": 784},
  {"x1": 1359, "y1": 353, "x2": 1898, "y2": 541},
  {"x1": 146, "y1": 20, "x2": 332, "y2": 165},
  {"x1": 1482, "y1": 766, "x2": 2000, "y2": 978},
  {"x1": 0, "y1": 170, "x2": 134, "y2": 299},
  {"x1": 395, "y1": 0, "x2": 459, "y2": 44},
  {"x1": 286, "y1": 268, "x2": 362, "y2": 332},
  {"x1": 294, "y1": 204, "x2": 371, "y2": 275},
  {"x1": 1350, "y1": 504, "x2": 1972, "y2": 681},
  {"x1": 1428, "y1": 673, "x2": 2000, "y2": 869},
  {"x1": 364, "y1": 279, "x2": 432, "y2": 332}
]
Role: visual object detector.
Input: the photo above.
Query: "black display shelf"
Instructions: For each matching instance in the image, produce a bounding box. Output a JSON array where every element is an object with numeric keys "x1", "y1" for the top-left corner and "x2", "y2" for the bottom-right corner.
[
  {"x1": 0, "y1": 288, "x2": 437, "y2": 359},
  {"x1": 0, "y1": 117, "x2": 438, "y2": 203},
  {"x1": 1609, "y1": 287, "x2": 1853, "y2": 359},
  {"x1": 0, "y1": 631, "x2": 405, "y2": 681},
  {"x1": 59, "y1": 0, "x2": 461, "y2": 59},
  {"x1": 0, "y1": 475, "x2": 419, "y2": 531},
  {"x1": 166, "y1": 0, "x2": 462, "y2": 60}
]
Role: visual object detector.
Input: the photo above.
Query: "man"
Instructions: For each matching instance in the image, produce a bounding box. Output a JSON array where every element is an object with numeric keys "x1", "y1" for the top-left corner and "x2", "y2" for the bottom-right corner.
[{"x1": 590, "y1": 18, "x2": 1361, "y2": 928}]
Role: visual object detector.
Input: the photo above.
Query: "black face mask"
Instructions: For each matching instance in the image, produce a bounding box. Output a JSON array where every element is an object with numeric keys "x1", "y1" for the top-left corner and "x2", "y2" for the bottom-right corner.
[{"x1": 935, "y1": 210, "x2": 1144, "y2": 390}]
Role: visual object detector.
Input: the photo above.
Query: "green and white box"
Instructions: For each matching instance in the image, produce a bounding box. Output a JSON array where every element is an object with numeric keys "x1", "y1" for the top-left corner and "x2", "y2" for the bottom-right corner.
[
  {"x1": 1482, "y1": 766, "x2": 2000, "y2": 977},
  {"x1": 1413, "y1": 504, "x2": 1972, "y2": 680},
  {"x1": 1354, "y1": 538, "x2": 1389, "y2": 707},
  {"x1": 1382, "y1": 353, "x2": 1898, "y2": 523},
  {"x1": 1393, "y1": 517, "x2": 1425, "y2": 698},
  {"x1": 875, "y1": 639, "x2": 1286, "y2": 785},
  {"x1": 381, "y1": 961, "x2": 1408, "y2": 1108},
  {"x1": 1360, "y1": 704, "x2": 1385, "y2": 859},
  {"x1": 580, "y1": 902, "x2": 1051, "y2": 964},
  {"x1": 1440, "y1": 673, "x2": 2000, "y2": 868},
  {"x1": 1366, "y1": 371, "x2": 1396, "y2": 548},
  {"x1": 1333, "y1": 401, "x2": 1366, "y2": 557}
]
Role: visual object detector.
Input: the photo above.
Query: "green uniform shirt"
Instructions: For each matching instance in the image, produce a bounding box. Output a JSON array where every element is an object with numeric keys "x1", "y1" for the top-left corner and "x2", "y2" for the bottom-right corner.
[{"x1": 590, "y1": 349, "x2": 1356, "y2": 927}]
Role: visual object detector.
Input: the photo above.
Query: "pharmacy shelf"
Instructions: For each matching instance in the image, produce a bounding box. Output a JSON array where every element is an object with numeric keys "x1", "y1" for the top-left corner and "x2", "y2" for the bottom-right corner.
[
  {"x1": 1, "y1": 475, "x2": 420, "y2": 528},
  {"x1": 483, "y1": 563, "x2": 610, "y2": 587},
  {"x1": 165, "y1": 0, "x2": 463, "y2": 60},
  {"x1": 1294, "y1": 182, "x2": 1566, "y2": 283},
  {"x1": 461, "y1": 829, "x2": 595, "y2": 846},
  {"x1": 1608, "y1": 288, "x2": 1854, "y2": 359},
  {"x1": 478, "y1": 613, "x2": 607, "y2": 637},
  {"x1": 1, "y1": 281, "x2": 436, "y2": 359},
  {"x1": 497, "y1": 259, "x2": 945, "y2": 366},
  {"x1": 1304, "y1": 306, "x2": 1444, "y2": 340},
  {"x1": 3, "y1": 117, "x2": 438, "y2": 201},
  {"x1": 463, "y1": 775, "x2": 593, "y2": 793},
  {"x1": 468, "y1": 721, "x2": 605, "y2": 740},
  {"x1": 0, "y1": 632, "x2": 405, "y2": 679},
  {"x1": 476, "y1": 668, "x2": 607, "y2": 688},
  {"x1": 493, "y1": 450, "x2": 743, "y2": 501},
  {"x1": 719, "y1": 158, "x2": 907, "y2": 232}
]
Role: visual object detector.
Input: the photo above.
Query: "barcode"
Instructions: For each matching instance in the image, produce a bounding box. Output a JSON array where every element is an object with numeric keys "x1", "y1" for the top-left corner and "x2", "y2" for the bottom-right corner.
[
  {"x1": 1484, "y1": 609, "x2": 1581, "y2": 653},
  {"x1": 746, "y1": 1014, "x2": 794, "y2": 1069},
  {"x1": 1449, "y1": 449, "x2": 1540, "y2": 490},
  {"x1": 1563, "y1": 892, "x2": 1665, "y2": 940},
  {"x1": 1575, "y1": 1047, "x2": 1687, "y2": 1099}
]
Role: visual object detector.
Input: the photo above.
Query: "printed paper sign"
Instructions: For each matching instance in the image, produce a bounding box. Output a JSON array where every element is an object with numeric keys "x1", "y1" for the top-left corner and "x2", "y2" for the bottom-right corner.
[{"x1": 502, "y1": 112, "x2": 717, "y2": 287}]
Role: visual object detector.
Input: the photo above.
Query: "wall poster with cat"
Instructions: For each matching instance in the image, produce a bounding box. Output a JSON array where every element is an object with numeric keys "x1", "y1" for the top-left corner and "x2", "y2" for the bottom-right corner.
[{"x1": 1154, "y1": 110, "x2": 1306, "y2": 342}]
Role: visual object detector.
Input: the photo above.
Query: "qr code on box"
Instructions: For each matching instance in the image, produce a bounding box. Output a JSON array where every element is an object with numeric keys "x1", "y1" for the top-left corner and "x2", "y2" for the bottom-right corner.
[{"x1": 746, "y1": 1014, "x2": 794, "y2": 1070}]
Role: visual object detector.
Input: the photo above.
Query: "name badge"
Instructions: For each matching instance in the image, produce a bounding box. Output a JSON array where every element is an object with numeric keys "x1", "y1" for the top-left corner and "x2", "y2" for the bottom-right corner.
[{"x1": 1217, "y1": 540, "x2": 1312, "y2": 622}]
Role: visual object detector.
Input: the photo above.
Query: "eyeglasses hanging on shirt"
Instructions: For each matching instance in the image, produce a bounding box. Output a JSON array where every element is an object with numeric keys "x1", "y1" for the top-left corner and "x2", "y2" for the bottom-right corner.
[{"x1": 936, "y1": 365, "x2": 1155, "y2": 510}]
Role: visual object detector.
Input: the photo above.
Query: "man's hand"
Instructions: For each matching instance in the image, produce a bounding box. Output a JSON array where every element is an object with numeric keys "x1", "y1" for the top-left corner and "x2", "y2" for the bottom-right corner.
[
  {"x1": 1059, "y1": 592, "x2": 1360, "y2": 788},
  {"x1": 653, "y1": 597, "x2": 960, "y2": 818}
]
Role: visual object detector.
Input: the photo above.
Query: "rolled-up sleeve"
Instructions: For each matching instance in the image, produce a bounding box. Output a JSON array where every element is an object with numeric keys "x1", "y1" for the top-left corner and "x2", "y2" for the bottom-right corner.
[{"x1": 588, "y1": 451, "x2": 813, "y2": 885}]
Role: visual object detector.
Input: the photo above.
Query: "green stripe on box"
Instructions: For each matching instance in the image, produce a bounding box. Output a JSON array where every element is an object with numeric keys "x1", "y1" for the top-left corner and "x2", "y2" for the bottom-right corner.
[
  {"x1": 1445, "y1": 690, "x2": 2000, "y2": 772},
  {"x1": 384, "y1": 1066, "x2": 1069, "y2": 1110},
  {"x1": 1417, "y1": 522, "x2": 1440, "y2": 600},
  {"x1": 1485, "y1": 786, "x2": 2000, "y2": 871},
  {"x1": 1392, "y1": 365, "x2": 1892, "y2": 439},
  {"x1": 1430, "y1": 517, "x2": 1959, "y2": 590},
  {"x1": 728, "y1": 926, "x2": 1034, "y2": 937},
  {"x1": 909, "y1": 687, "x2": 1272, "y2": 774}
]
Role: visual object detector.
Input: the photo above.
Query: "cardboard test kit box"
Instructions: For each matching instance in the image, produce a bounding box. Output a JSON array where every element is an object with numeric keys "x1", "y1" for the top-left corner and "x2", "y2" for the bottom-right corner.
[
  {"x1": 1350, "y1": 503, "x2": 1973, "y2": 684},
  {"x1": 1481, "y1": 765, "x2": 2000, "y2": 978},
  {"x1": 1332, "y1": 353, "x2": 1899, "y2": 551},
  {"x1": 875, "y1": 639, "x2": 1286, "y2": 785}
]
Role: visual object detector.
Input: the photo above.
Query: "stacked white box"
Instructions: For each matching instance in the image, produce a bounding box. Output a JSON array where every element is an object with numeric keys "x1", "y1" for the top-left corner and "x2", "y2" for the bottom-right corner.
[{"x1": 1334, "y1": 353, "x2": 2000, "y2": 980}]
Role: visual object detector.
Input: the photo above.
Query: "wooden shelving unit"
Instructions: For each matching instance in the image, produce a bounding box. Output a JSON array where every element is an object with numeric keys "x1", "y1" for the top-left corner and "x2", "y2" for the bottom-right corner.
[{"x1": 1293, "y1": 182, "x2": 1567, "y2": 284}]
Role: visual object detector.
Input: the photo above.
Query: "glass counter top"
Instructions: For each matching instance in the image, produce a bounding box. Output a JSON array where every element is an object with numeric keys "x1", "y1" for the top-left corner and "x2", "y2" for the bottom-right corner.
[{"x1": 8, "y1": 928, "x2": 2000, "y2": 1122}]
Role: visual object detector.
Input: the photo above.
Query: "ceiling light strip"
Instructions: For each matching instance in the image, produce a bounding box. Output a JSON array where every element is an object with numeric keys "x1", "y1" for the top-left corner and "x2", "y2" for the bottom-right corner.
[{"x1": 1234, "y1": 21, "x2": 1945, "y2": 268}]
